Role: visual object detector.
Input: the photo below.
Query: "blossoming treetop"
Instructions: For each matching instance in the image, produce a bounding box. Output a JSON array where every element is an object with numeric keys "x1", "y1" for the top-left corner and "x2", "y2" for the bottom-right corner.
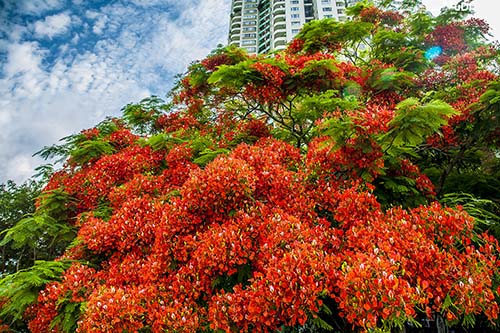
[{"x1": 1, "y1": 1, "x2": 499, "y2": 332}]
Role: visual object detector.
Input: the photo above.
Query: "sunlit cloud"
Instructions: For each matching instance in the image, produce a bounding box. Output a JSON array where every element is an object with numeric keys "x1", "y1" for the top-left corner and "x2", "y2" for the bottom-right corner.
[{"x1": 33, "y1": 12, "x2": 72, "y2": 38}]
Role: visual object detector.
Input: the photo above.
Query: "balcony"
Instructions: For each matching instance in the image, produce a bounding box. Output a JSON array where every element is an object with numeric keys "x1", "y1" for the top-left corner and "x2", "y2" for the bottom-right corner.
[
  {"x1": 273, "y1": 10, "x2": 285, "y2": 17},
  {"x1": 273, "y1": 12, "x2": 285, "y2": 23},
  {"x1": 231, "y1": 12, "x2": 242, "y2": 21},
  {"x1": 272, "y1": 1, "x2": 285, "y2": 12},
  {"x1": 274, "y1": 37, "x2": 287, "y2": 49},
  {"x1": 273, "y1": 22, "x2": 286, "y2": 31},
  {"x1": 232, "y1": 1, "x2": 243, "y2": 11},
  {"x1": 273, "y1": 30, "x2": 286, "y2": 39}
]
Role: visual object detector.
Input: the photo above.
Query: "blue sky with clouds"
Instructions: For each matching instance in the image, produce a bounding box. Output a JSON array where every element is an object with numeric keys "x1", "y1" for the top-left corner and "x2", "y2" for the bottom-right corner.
[
  {"x1": 0, "y1": 0, "x2": 231, "y2": 182},
  {"x1": 0, "y1": 0, "x2": 498, "y2": 183}
]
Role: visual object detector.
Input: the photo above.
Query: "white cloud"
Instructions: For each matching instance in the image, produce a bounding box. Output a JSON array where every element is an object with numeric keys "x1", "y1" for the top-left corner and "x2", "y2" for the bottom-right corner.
[
  {"x1": 101, "y1": 0, "x2": 231, "y2": 85},
  {"x1": 4, "y1": 42, "x2": 44, "y2": 75},
  {"x1": 33, "y1": 12, "x2": 72, "y2": 38},
  {"x1": 128, "y1": 0, "x2": 166, "y2": 7},
  {"x1": 93, "y1": 15, "x2": 108, "y2": 35},
  {"x1": 0, "y1": 40, "x2": 151, "y2": 182},
  {"x1": 3, "y1": 42, "x2": 46, "y2": 98},
  {"x1": 85, "y1": 10, "x2": 109, "y2": 35},
  {"x1": 4, "y1": 24, "x2": 28, "y2": 42},
  {"x1": 18, "y1": 0, "x2": 65, "y2": 15},
  {"x1": 0, "y1": 0, "x2": 232, "y2": 183},
  {"x1": 4, "y1": 154, "x2": 36, "y2": 183}
]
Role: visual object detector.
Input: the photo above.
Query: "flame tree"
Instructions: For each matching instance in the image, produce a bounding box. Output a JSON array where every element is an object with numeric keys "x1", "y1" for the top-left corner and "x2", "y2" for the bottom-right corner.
[{"x1": 1, "y1": 1, "x2": 499, "y2": 332}]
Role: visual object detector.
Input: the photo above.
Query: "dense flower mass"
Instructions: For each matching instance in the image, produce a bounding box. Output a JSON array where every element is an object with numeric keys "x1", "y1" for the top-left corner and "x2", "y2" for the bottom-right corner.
[
  {"x1": 24, "y1": 131, "x2": 500, "y2": 332},
  {"x1": 1, "y1": 2, "x2": 500, "y2": 333}
]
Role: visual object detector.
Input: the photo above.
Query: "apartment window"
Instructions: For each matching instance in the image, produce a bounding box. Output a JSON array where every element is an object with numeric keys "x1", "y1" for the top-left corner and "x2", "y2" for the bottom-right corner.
[
  {"x1": 324, "y1": 14, "x2": 333, "y2": 18},
  {"x1": 243, "y1": 27, "x2": 256, "y2": 31},
  {"x1": 291, "y1": 0, "x2": 299, "y2": 3},
  {"x1": 337, "y1": 9, "x2": 344, "y2": 14},
  {"x1": 304, "y1": 5, "x2": 314, "y2": 17},
  {"x1": 321, "y1": 0, "x2": 331, "y2": 3},
  {"x1": 246, "y1": 9, "x2": 257, "y2": 13},
  {"x1": 291, "y1": 21, "x2": 301, "y2": 26},
  {"x1": 291, "y1": 7, "x2": 299, "y2": 11},
  {"x1": 243, "y1": 20, "x2": 256, "y2": 25},
  {"x1": 292, "y1": 29, "x2": 300, "y2": 34},
  {"x1": 242, "y1": 40, "x2": 256, "y2": 45},
  {"x1": 243, "y1": 33, "x2": 256, "y2": 38},
  {"x1": 323, "y1": 7, "x2": 332, "y2": 11},
  {"x1": 243, "y1": 15, "x2": 256, "y2": 19},
  {"x1": 291, "y1": 14, "x2": 300, "y2": 18},
  {"x1": 244, "y1": 4, "x2": 257, "y2": 8},
  {"x1": 246, "y1": 47, "x2": 256, "y2": 52}
]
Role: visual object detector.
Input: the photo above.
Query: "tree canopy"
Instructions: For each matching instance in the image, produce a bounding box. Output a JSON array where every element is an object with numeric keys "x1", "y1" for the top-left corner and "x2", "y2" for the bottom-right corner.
[
  {"x1": 1, "y1": 1, "x2": 500, "y2": 332},
  {"x1": 0, "y1": 180, "x2": 42, "y2": 275}
]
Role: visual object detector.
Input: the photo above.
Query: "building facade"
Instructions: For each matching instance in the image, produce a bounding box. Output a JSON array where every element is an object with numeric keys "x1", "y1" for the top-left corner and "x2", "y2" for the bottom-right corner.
[
  {"x1": 228, "y1": 0, "x2": 350, "y2": 54},
  {"x1": 228, "y1": 0, "x2": 402, "y2": 54}
]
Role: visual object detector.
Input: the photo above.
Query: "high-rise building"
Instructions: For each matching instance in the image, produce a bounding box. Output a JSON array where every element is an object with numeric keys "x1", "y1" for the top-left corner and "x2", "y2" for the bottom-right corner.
[
  {"x1": 228, "y1": 0, "x2": 402, "y2": 54},
  {"x1": 229, "y1": 0, "x2": 350, "y2": 54}
]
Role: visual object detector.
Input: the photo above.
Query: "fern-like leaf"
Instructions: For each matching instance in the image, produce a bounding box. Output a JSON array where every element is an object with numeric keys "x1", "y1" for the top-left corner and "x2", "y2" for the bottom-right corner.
[
  {"x1": 379, "y1": 98, "x2": 458, "y2": 156},
  {"x1": 0, "y1": 260, "x2": 71, "y2": 322}
]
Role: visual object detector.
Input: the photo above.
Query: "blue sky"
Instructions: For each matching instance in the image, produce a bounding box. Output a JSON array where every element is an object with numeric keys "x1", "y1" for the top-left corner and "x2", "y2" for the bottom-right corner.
[
  {"x1": 0, "y1": 0, "x2": 231, "y2": 182},
  {"x1": 0, "y1": 0, "x2": 498, "y2": 183}
]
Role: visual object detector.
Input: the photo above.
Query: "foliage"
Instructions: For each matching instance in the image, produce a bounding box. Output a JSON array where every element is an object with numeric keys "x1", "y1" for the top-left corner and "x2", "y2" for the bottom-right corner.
[
  {"x1": 441, "y1": 192, "x2": 500, "y2": 240},
  {"x1": 0, "y1": 261, "x2": 71, "y2": 323},
  {"x1": 0, "y1": 180, "x2": 41, "y2": 275},
  {"x1": 380, "y1": 98, "x2": 459, "y2": 156},
  {"x1": 122, "y1": 95, "x2": 170, "y2": 135},
  {"x1": 1, "y1": 2, "x2": 500, "y2": 333}
]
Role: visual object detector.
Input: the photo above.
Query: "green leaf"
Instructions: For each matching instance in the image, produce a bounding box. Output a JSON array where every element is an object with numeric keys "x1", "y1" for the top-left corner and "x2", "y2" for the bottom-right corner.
[
  {"x1": 442, "y1": 294, "x2": 454, "y2": 310},
  {"x1": 193, "y1": 148, "x2": 230, "y2": 167},
  {"x1": 321, "y1": 115, "x2": 360, "y2": 149},
  {"x1": 208, "y1": 60, "x2": 259, "y2": 88},
  {"x1": 0, "y1": 214, "x2": 76, "y2": 250},
  {"x1": 70, "y1": 140, "x2": 115, "y2": 165},
  {"x1": 470, "y1": 80, "x2": 500, "y2": 139},
  {"x1": 297, "y1": 90, "x2": 357, "y2": 122},
  {"x1": 33, "y1": 144, "x2": 71, "y2": 164},
  {"x1": 51, "y1": 301, "x2": 84, "y2": 332},
  {"x1": 440, "y1": 192, "x2": 500, "y2": 238},
  {"x1": 36, "y1": 189, "x2": 76, "y2": 218},
  {"x1": 0, "y1": 260, "x2": 71, "y2": 322},
  {"x1": 369, "y1": 67, "x2": 416, "y2": 92},
  {"x1": 379, "y1": 98, "x2": 459, "y2": 156},
  {"x1": 312, "y1": 316, "x2": 334, "y2": 331},
  {"x1": 295, "y1": 19, "x2": 373, "y2": 54},
  {"x1": 144, "y1": 133, "x2": 185, "y2": 151},
  {"x1": 122, "y1": 96, "x2": 168, "y2": 134}
]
